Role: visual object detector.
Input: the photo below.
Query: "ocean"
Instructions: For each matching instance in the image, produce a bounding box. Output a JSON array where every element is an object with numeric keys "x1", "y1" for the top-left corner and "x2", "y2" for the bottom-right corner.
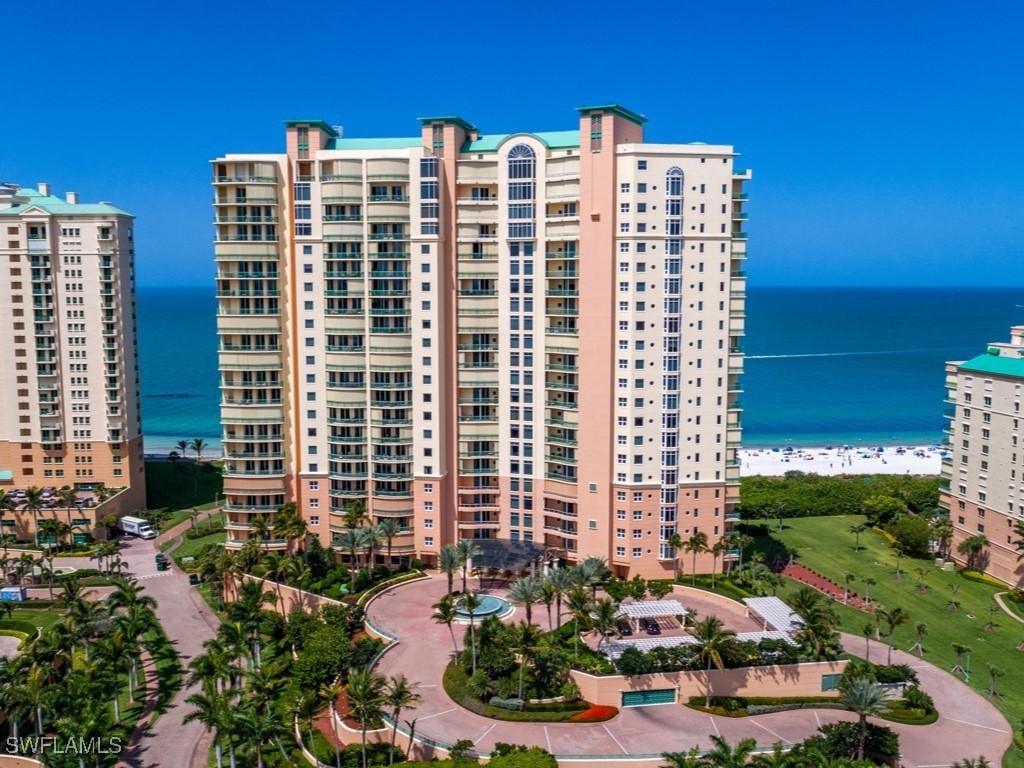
[{"x1": 137, "y1": 286, "x2": 1024, "y2": 453}]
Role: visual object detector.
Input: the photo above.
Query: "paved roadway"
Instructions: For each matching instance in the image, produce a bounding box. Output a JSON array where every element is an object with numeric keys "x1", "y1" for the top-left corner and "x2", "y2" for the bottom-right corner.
[{"x1": 50, "y1": 536, "x2": 219, "y2": 768}]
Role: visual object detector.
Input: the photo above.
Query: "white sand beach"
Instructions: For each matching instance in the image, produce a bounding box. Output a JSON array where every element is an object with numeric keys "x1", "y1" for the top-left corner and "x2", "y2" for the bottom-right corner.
[{"x1": 741, "y1": 445, "x2": 944, "y2": 477}]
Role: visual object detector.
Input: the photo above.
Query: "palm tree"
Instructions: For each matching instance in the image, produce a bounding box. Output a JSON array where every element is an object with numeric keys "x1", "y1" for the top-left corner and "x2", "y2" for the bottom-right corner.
[
  {"x1": 455, "y1": 539, "x2": 481, "y2": 595},
  {"x1": 320, "y1": 681, "x2": 344, "y2": 768},
  {"x1": 262, "y1": 552, "x2": 298, "y2": 610},
  {"x1": 23, "y1": 487, "x2": 44, "y2": 542},
  {"x1": 335, "y1": 528, "x2": 361, "y2": 591},
  {"x1": 507, "y1": 576, "x2": 543, "y2": 625},
  {"x1": 932, "y1": 516, "x2": 953, "y2": 559},
  {"x1": 461, "y1": 592, "x2": 482, "y2": 675},
  {"x1": 431, "y1": 594, "x2": 459, "y2": 656},
  {"x1": 952, "y1": 759, "x2": 992, "y2": 768},
  {"x1": 591, "y1": 598, "x2": 621, "y2": 651},
  {"x1": 545, "y1": 568, "x2": 573, "y2": 630},
  {"x1": 668, "y1": 532, "x2": 684, "y2": 581},
  {"x1": 342, "y1": 498, "x2": 369, "y2": 530},
  {"x1": 702, "y1": 735, "x2": 757, "y2": 767},
  {"x1": 439, "y1": 544, "x2": 460, "y2": 596},
  {"x1": 384, "y1": 675, "x2": 421, "y2": 765},
  {"x1": 958, "y1": 534, "x2": 990, "y2": 570},
  {"x1": 862, "y1": 576, "x2": 877, "y2": 604},
  {"x1": 710, "y1": 540, "x2": 728, "y2": 588},
  {"x1": 191, "y1": 437, "x2": 208, "y2": 463},
  {"x1": 289, "y1": 690, "x2": 323, "y2": 760},
  {"x1": 691, "y1": 615, "x2": 736, "y2": 707},
  {"x1": 843, "y1": 573, "x2": 856, "y2": 604},
  {"x1": 951, "y1": 642, "x2": 971, "y2": 679},
  {"x1": 539, "y1": 580, "x2": 556, "y2": 630},
  {"x1": 347, "y1": 667, "x2": 386, "y2": 768},
  {"x1": 849, "y1": 522, "x2": 867, "y2": 552},
  {"x1": 910, "y1": 621, "x2": 927, "y2": 657},
  {"x1": 685, "y1": 530, "x2": 709, "y2": 585},
  {"x1": 363, "y1": 524, "x2": 385, "y2": 569},
  {"x1": 235, "y1": 702, "x2": 289, "y2": 768},
  {"x1": 840, "y1": 678, "x2": 887, "y2": 760},
  {"x1": 660, "y1": 747, "x2": 703, "y2": 768},
  {"x1": 184, "y1": 689, "x2": 230, "y2": 768},
  {"x1": 377, "y1": 518, "x2": 400, "y2": 568},
  {"x1": 574, "y1": 556, "x2": 610, "y2": 598},
  {"x1": 986, "y1": 663, "x2": 1004, "y2": 696},
  {"x1": 509, "y1": 621, "x2": 542, "y2": 699},
  {"x1": 876, "y1": 605, "x2": 909, "y2": 665},
  {"x1": 176, "y1": 439, "x2": 191, "y2": 462},
  {"x1": 565, "y1": 586, "x2": 592, "y2": 661}
]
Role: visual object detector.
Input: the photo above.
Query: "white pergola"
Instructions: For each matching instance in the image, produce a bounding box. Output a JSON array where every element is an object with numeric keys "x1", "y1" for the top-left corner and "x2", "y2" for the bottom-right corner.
[
  {"x1": 743, "y1": 596, "x2": 804, "y2": 633},
  {"x1": 603, "y1": 630, "x2": 796, "y2": 660},
  {"x1": 615, "y1": 600, "x2": 686, "y2": 632}
]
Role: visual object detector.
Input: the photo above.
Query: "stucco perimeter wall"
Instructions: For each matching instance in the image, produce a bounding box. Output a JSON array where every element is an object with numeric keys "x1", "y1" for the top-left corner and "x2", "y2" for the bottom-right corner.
[
  {"x1": 571, "y1": 659, "x2": 848, "y2": 707},
  {"x1": 224, "y1": 574, "x2": 345, "y2": 617}
]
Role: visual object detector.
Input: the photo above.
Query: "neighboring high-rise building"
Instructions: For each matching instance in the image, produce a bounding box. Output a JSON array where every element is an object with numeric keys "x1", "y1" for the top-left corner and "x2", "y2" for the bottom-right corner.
[
  {"x1": 942, "y1": 327, "x2": 1024, "y2": 586},
  {"x1": 213, "y1": 105, "x2": 748, "y2": 577},
  {"x1": 0, "y1": 184, "x2": 145, "y2": 543}
]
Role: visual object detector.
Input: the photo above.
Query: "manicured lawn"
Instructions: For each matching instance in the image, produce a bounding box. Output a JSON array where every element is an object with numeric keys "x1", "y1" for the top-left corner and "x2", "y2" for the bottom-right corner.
[
  {"x1": 4, "y1": 606, "x2": 65, "y2": 630},
  {"x1": 170, "y1": 530, "x2": 226, "y2": 565},
  {"x1": 751, "y1": 514, "x2": 1024, "y2": 767},
  {"x1": 144, "y1": 460, "x2": 223, "y2": 523}
]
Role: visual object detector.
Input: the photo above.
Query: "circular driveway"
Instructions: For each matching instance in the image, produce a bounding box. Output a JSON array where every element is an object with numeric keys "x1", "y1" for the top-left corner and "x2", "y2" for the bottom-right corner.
[{"x1": 367, "y1": 574, "x2": 1012, "y2": 767}]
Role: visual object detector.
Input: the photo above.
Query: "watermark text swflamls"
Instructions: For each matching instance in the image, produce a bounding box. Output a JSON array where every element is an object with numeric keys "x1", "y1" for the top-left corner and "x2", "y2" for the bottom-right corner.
[{"x1": 5, "y1": 736, "x2": 123, "y2": 755}]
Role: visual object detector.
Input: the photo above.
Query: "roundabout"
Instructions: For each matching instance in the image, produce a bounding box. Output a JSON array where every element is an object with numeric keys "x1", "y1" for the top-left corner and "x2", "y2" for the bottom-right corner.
[{"x1": 362, "y1": 573, "x2": 1013, "y2": 766}]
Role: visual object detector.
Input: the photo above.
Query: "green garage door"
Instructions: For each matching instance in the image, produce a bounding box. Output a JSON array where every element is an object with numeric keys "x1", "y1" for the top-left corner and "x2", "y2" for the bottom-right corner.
[{"x1": 621, "y1": 689, "x2": 676, "y2": 707}]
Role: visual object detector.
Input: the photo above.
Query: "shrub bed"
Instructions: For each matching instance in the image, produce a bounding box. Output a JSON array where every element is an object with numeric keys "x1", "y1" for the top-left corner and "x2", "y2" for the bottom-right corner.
[
  {"x1": 443, "y1": 662, "x2": 589, "y2": 722},
  {"x1": 686, "y1": 695, "x2": 844, "y2": 717},
  {"x1": 960, "y1": 569, "x2": 1007, "y2": 589},
  {"x1": 880, "y1": 705, "x2": 939, "y2": 725},
  {"x1": 0, "y1": 619, "x2": 38, "y2": 635}
]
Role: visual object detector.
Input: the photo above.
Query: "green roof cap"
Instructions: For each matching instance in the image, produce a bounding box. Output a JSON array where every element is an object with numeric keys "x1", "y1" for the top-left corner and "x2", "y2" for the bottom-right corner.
[
  {"x1": 283, "y1": 120, "x2": 338, "y2": 137},
  {"x1": 328, "y1": 137, "x2": 423, "y2": 150},
  {"x1": 0, "y1": 188, "x2": 131, "y2": 217},
  {"x1": 462, "y1": 130, "x2": 581, "y2": 153},
  {"x1": 575, "y1": 104, "x2": 647, "y2": 126},
  {"x1": 959, "y1": 352, "x2": 1024, "y2": 379},
  {"x1": 417, "y1": 115, "x2": 477, "y2": 133}
]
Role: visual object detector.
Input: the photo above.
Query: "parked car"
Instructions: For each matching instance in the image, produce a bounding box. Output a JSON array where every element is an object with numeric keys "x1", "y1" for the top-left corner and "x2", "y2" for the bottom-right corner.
[
  {"x1": 643, "y1": 619, "x2": 661, "y2": 635},
  {"x1": 617, "y1": 621, "x2": 633, "y2": 636}
]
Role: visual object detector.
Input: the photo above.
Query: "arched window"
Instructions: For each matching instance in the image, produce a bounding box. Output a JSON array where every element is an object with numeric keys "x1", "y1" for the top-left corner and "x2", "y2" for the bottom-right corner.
[
  {"x1": 666, "y1": 167, "x2": 683, "y2": 197},
  {"x1": 508, "y1": 144, "x2": 536, "y2": 179}
]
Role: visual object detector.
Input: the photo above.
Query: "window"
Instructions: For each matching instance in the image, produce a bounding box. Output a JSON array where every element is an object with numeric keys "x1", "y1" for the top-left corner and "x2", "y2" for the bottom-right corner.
[
  {"x1": 508, "y1": 144, "x2": 536, "y2": 179},
  {"x1": 637, "y1": 160, "x2": 647, "y2": 170}
]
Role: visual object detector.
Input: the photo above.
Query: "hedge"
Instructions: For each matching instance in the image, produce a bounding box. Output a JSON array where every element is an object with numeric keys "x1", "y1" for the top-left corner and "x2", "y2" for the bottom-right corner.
[
  {"x1": 443, "y1": 663, "x2": 588, "y2": 722},
  {"x1": 880, "y1": 706, "x2": 939, "y2": 725},
  {"x1": 959, "y1": 569, "x2": 1007, "y2": 589},
  {"x1": 687, "y1": 695, "x2": 845, "y2": 717},
  {"x1": 0, "y1": 619, "x2": 38, "y2": 635}
]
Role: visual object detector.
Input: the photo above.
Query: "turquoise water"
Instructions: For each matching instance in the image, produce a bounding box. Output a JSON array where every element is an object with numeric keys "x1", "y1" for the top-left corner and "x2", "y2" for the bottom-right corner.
[
  {"x1": 137, "y1": 286, "x2": 1024, "y2": 452},
  {"x1": 454, "y1": 594, "x2": 511, "y2": 618}
]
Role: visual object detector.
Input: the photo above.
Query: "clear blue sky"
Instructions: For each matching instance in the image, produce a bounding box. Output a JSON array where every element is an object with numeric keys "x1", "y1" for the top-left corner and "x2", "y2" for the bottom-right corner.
[{"x1": 2, "y1": 0, "x2": 1021, "y2": 288}]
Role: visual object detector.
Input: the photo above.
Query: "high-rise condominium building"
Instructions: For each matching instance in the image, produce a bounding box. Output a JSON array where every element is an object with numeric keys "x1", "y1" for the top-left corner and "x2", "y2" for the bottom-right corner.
[
  {"x1": 0, "y1": 184, "x2": 145, "y2": 543},
  {"x1": 213, "y1": 105, "x2": 749, "y2": 577},
  {"x1": 942, "y1": 327, "x2": 1024, "y2": 586}
]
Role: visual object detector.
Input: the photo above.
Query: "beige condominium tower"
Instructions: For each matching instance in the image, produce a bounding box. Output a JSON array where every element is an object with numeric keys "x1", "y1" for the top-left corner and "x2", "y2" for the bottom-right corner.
[
  {"x1": 942, "y1": 327, "x2": 1024, "y2": 586},
  {"x1": 213, "y1": 105, "x2": 749, "y2": 577},
  {"x1": 0, "y1": 183, "x2": 145, "y2": 543}
]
